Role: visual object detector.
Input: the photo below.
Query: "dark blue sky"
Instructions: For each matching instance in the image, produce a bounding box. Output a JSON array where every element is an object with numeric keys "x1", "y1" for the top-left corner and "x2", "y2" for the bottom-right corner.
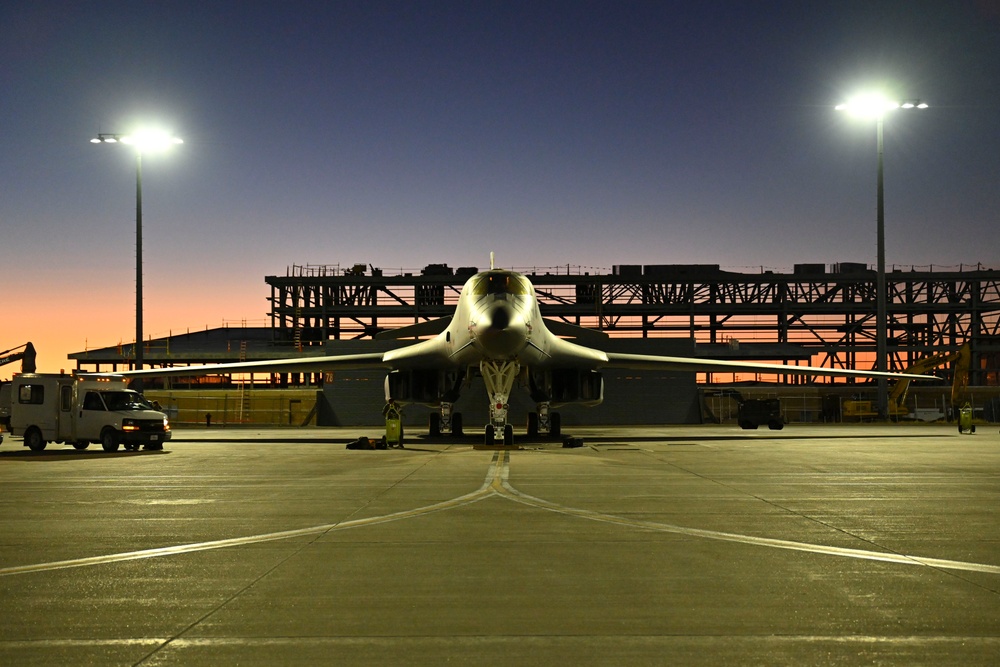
[{"x1": 2, "y1": 1, "x2": 999, "y2": 369}]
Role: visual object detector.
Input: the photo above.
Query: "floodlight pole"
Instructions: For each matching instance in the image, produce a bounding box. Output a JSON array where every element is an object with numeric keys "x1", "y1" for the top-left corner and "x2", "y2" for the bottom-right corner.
[
  {"x1": 92, "y1": 130, "x2": 182, "y2": 378},
  {"x1": 875, "y1": 117, "x2": 887, "y2": 420},
  {"x1": 93, "y1": 132, "x2": 145, "y2": 374},
  {"x1": 135, "y1": 150, "x2": 144, "y2": 375},
  {"x1": 836, "y1": 97, "x2": 926, "y2": 421}
]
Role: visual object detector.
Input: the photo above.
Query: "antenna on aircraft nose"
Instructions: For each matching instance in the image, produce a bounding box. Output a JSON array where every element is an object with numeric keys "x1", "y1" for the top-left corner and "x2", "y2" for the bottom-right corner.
[{"x1": 490, "y1": 251, "x2": 495, "y2": 270}]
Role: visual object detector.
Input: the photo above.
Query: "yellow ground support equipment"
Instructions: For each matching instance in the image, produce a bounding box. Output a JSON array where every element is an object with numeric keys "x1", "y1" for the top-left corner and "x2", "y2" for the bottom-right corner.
[
  {"x1": 841, "y1": 343, "x2": 971, "y2": 420},
  {"x1": 383, "y1": 403, "x2": 403, "y2": 448},
  {"x1": 958, "y1": 403, "x2": 976, "y2": 434}
]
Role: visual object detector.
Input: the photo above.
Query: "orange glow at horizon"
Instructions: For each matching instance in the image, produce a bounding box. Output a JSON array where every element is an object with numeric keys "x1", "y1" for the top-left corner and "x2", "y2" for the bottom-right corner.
[{"x1": 2, "y1": 280, "x2": 268, "y2": 380}]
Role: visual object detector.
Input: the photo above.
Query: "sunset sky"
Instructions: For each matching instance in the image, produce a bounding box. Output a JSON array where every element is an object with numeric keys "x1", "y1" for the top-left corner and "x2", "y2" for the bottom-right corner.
[{"x1": 2, "y1": 1, "x2": 999, "y2": 375}]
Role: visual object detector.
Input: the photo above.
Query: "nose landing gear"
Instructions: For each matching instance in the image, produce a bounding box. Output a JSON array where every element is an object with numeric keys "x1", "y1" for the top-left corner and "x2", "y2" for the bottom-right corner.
[{"x1": 481, "y1": 360, "x2": 519, "y2": 446}]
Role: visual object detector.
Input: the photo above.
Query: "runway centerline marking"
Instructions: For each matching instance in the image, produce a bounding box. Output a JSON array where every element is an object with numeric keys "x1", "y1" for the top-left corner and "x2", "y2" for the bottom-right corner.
[{"x1": 2, "y1": 449, "x2": 998, "y2": 577}]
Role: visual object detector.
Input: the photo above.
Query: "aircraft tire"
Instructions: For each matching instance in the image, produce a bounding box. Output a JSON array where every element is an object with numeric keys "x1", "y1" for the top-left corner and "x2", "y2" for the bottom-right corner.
[
  {"x1": 526, "y1": 412, "x2": 538, "y2": 437},
  {"x1": 429, "y1": 413, "x2": 441, "y2": 437},
  {"x1": 503, "y1": 424, "x2": 513, "y2": 446},
  {"x1": 550, "y1": 412, "x2": 561, "y2": 438},
  {"x1": 24, "y1": 427, "x2": 46, "y2": 451},
  {"x1": 484, "y1": 424, "x2": 495, "y2": 446},
  {"x1": 452, "y1": 413, "x2": 464, "y2": 437}
]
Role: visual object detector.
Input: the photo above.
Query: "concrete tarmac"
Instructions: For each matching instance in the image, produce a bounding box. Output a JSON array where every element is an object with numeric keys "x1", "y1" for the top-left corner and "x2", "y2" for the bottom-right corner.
[{"x1": 1, "y1": 424, "x2": 999, "y2": 666}]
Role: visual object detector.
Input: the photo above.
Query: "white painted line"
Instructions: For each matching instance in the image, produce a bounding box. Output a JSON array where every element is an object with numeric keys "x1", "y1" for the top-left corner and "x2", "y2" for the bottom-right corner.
[
  {"x1": 496, "y1": 470, "x2": 1000, "y2": 575},
  {"x1": 4, "y1": 450, "x2": 998, "y2": 578},
  {"x1": 0, "y1": 459, "x2": 502, "y2": 577}
]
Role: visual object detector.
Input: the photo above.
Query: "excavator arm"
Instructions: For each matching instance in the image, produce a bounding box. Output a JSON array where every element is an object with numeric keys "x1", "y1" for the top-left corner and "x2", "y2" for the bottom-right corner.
[
  {"x1": 888, "y1": 343, "x2": 971, "y2": 415},
  {"x1": 0, "y1": 342, "x2": 36, "y2": 374}
]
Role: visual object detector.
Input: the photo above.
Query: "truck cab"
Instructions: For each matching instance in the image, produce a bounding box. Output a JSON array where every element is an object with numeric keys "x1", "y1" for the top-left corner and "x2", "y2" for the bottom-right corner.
[{"x1": 7, "y1": 373, "x2": 171, "y2": 452}]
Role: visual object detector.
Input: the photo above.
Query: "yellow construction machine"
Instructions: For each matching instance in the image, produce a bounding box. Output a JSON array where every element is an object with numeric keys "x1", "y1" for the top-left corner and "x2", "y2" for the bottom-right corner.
[{"x1": 841, "y1": 343, "x2": 970, "y2": 420}]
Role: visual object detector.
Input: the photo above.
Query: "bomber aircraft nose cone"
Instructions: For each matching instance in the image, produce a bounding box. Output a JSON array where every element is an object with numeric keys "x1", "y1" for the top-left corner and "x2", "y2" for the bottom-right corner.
[{"x1": 473, "y1": 302, "x2": 527, "y2": 358}]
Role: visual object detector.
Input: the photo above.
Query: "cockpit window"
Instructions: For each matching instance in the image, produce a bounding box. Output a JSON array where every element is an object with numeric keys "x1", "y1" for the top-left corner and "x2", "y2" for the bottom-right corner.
[{"x1": 471, "y1": 272, "x2": 529, "y2": 297}]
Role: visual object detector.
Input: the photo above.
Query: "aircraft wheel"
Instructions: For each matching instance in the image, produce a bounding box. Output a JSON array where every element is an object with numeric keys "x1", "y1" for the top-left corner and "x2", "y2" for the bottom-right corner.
[
  {"x1": 503, "y1": 424, "x2": 513, "y2": 446},
  {"x1": 484, "y1": 424, "x2": 495, "y2": 446},
  {"x1": 24, "y1": 427, "x2": 47, "y2": 451},
  {"x1": 73, "y1": 441, "x2": 90, "y2": 450},
  {"x1": 429, "y1": 413, "x2": 441, "y2": 437},
  {"x1": 452, "y1": 413, "x2": 464, "y2": 437},
  {"x1": 526, "y1": 412, "x2": 538, "y2": 437},
  {"x1": 550, "y1": 412, "x2": 561, "y2": 438},
  {"x1": 101, "y1": 429, "x2": 120, "y2": 452}
]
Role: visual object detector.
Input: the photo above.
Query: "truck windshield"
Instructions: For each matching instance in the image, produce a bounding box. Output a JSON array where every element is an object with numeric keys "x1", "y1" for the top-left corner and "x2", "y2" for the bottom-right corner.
[{"x1": 101, "y1": 391, "x2": 153, "y2": 411}]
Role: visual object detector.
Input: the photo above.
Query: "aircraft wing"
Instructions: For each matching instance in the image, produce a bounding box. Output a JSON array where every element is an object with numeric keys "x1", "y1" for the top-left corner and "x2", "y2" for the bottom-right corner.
[
  {"x1": 543, "y1": 318, "x2": 610, "y2": 343},
  {"x1": 109, "y1": 352, "x2": 392, "y2": 378},
  {"x1": 601, "y1": 352, "x2": 939, "y2": 381},
  {"x1": 374, "y1": 317, "x2": 452, "y2": 340}
]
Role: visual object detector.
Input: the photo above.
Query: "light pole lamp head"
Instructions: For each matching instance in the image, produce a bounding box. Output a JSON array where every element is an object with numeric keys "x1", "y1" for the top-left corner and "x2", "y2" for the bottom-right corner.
[
  {"x1": 91, "y1": 131, "x2": 183, "y2": 152},
  {"x1": 835, "y1": 94, "x2": 899, "y2": 119},
  {"x1": 836, "y1": 95, "x2": 928, "y2": 118}
]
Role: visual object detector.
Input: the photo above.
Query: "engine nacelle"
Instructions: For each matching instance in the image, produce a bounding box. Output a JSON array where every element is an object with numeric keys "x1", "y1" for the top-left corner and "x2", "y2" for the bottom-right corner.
[
  {"x1": 385, "y1": 370, "x2": 462, "y2": 406},
  {"x1": 530, "y1": 369, "x2": 604, "y2": 407}
]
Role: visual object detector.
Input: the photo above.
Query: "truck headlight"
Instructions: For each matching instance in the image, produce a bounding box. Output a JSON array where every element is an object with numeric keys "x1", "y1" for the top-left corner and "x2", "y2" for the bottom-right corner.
[{"x1": 163, "y1": 417, "x2": 170, "y2": 431}]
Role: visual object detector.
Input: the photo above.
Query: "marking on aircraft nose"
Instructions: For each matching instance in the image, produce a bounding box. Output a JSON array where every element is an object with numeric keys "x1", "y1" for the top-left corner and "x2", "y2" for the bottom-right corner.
[{"x1": 2, "y1": 449, "x2": 998, "y2": 577}]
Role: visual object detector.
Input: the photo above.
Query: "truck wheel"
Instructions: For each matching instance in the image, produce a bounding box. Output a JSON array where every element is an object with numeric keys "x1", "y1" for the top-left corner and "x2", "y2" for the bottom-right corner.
[
  {"x1": 24, "y1": 427, "x2": 47, "y2": 451},
  {"x1": 101, "y1": 429, "x2": 120, "y2": 452},
  {"x1": 73, "y1": 441, "x2": 90, "y2": 450}
]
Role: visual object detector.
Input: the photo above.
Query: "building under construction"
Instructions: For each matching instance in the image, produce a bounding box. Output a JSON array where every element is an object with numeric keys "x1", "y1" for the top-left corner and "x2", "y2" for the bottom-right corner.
[{"x1": 71, "y1": 262, "x2": 1000, "y2": 426}]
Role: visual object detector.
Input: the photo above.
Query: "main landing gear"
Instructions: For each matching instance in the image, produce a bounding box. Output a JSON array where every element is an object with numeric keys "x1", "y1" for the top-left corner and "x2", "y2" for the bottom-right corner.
[
  {"x1": 526, "y1": 402, "x2": 561, "y2": 438},
  {"x1": 429, "y1": 401, "x2": 464, "y2": 437}
]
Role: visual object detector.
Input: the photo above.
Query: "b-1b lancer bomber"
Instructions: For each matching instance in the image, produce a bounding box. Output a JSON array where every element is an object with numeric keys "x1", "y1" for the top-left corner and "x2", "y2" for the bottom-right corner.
[{"x1": 118, "y1": 258, "x2": 936, "y2": 445}]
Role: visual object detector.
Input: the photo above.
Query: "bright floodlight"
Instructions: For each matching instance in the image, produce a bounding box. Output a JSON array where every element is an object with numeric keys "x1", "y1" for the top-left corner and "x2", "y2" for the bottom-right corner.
[
  {"x1": 92, "y1": 130, "x2": 182, "y2": 151},
  {"x1": 119, "y1": 130, "x2": 184, "y2": 152},
  {"x1": 835, "y1": 94, "x2": 900, "y2": 118}
]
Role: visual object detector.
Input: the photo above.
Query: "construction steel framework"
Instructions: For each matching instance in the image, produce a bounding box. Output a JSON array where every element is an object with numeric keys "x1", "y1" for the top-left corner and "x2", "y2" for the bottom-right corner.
[{"x1": 267, "y1": 264, "x2": 1000, "y2": 385}]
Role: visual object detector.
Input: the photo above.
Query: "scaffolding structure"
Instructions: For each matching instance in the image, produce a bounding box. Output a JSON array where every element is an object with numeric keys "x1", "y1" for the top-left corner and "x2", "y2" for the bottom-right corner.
[{"x1": 267, "y1": 263, "x2": 1000, "y2": 385}]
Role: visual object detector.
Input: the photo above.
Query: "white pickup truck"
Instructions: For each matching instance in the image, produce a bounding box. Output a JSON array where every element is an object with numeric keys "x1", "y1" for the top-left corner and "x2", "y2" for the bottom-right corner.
[{"x1": 3, "y1": 373, "x2": 171, "y2": 452}]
